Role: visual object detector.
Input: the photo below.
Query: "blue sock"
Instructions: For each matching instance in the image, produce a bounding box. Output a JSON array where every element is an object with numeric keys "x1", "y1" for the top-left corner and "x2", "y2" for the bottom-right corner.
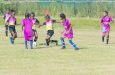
[
  {"x1": 60, "y1": 37, "x2": 66, "y2": 47},
  {"x1": 10, "y1": 37, "x2": 12, "y2": 44},
  {"x1": 30, "y1": 40, "x2": 33, "y2": 49},
  {"x1": 69, "y1": 40, "x2": 78, "y2": 48},
  {"x1": 10, "y1": 37, "x2": 14, "y2": 44},
  {"x1": 25, "y1": 41, "x2": 28, "y2": 49}
]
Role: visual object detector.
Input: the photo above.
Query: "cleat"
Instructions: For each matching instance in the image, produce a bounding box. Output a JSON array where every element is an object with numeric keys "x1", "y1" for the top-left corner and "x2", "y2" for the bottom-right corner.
[
  {"x1": 61, "y1": 46, "x2": 66, "y2": 49},
  {"x1": 75, "y1": 48, "x2": 80, "y2": 50}
]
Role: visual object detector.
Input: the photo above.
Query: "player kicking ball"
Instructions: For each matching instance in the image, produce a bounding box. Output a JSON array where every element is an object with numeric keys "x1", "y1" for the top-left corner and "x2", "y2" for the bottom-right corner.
[
  {"x1": 59, "y1": 13, "x2": 79, "y2": 50},
  {"x1": 30, "y1": 12, "x2": 40, "y2": 48}
]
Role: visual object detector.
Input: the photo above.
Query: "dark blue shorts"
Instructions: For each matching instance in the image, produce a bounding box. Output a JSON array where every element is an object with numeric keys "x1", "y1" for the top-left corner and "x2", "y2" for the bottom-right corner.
[
  {"x1": 47, "y1": 30, "x2": 54, "y2": 37},
  {"x1": 9, "y1": 26, "x2": 16, "y2": 33}
]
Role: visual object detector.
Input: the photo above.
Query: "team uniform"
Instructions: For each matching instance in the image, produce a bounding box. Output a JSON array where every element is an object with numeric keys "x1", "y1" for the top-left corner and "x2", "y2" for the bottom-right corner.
[
  {"x1": 101, "y1": 16, "x2": 112, "y2": 33},
  {"x1": 43, "y1": 19, "x2": 58, "y2": 46},
  {"x1": 7, "y1": 16, "x2": 17, "y2": 44},
  {"x1": 22, "y1": 18, "x2": 33, "y2": 49},
  {"x1": 101, "y1": 16, "x2": 113, "y2": 44},
  {"x1": 30, "y1": 18, "x2": 40, "y2": 47},
  {"x1": 31, "y1": 18, "x2": 39, "y2": 32},
  {"x1": 63, "y1": 19, "x2": 73, "y2": 39},
  {"x1": 4, "y1": 13, "x2": 11, "y2": 37},
  {"x1": 60, "y1": 19, "x2": 79, "y2": 50}
]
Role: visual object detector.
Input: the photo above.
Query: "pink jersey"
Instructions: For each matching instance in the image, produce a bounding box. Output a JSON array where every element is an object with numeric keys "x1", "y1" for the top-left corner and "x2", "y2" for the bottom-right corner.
[
  {"x1": 8, "y1": 16, "x2": 16, "y2": 26},
  {"x1": 101, "y1": 16, "x2": 112, "y2": 32},
  {"x1": 30, "y1": 18, "x2": 39, "y2": 30},
  {"x1": 62, "y1": 19, "x2": 73, "y2": 39},
  {"x1": 4, "y1": 13, "x2": 11, "y2": 23},
  {"x1": 22, "y1": 18, "x2": 33, "y2": 41},
  {"x1": 43, "y1": 19, "x2": 56, "y2": 30}
]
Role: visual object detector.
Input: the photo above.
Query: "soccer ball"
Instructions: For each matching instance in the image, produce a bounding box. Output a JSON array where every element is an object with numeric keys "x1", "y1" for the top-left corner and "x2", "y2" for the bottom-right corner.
[{"x1": 33, "y1": 42, "x2": 37, "y2": 48}]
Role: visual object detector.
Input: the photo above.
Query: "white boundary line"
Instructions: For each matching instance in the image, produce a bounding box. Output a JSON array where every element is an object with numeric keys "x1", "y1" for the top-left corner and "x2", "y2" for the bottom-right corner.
[{"x1": 1, "y1": 1, "x2": 115, "y2": 3}]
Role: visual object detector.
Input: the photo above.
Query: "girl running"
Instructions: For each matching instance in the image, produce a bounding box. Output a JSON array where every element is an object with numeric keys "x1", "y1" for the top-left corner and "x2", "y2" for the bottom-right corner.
[
  {"x1": 101, "y1": 11, "x2": 113, "y2": 44},
  {"x1": 7, "y1": 10, "x2": 17, "y2": 44},
  {"x1": 3, "y1": 9, "x2": 11, "y2": 37},
  {"x1": 59, "y1": 13, "x2": 79, "y2": 50},
  {"x1": 22, "y1": 13, "x2": 33, "y2": 49},
  {"x1": 30, "y1": 12, "x2": 40, "y2": 47},
  {"x1": 39, "y1": 15, "x2": 58, "y2": 46}
]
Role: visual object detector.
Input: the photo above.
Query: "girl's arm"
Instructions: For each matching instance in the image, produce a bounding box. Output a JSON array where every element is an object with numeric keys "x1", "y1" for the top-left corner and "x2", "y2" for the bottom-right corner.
[
  {"x1": 3, "y1": 14, "x2": 5, "y2": 20},
  {"x1": 22, "y1": 26, "x2": 24, "y2": 31},
  {"x1": 35, "y1": 19, "x2": 40, "y2": 25},
  {"x1": 21, "y1": 20, "x2": 24, "y2": 31},
  {"x1": 66, "y1": 20, "x2": 72, "y2": 34},
  {"x1": 110, "y1": 17, "x2": 114, "y2": 23},
  {"x1": 39, "y1": 22, "x2": 46, "y2": 28},
  {"x1": 66, "y1": 24, "x2": 72, "y2": 34},
  {"x1": 15, "y1": 18, "x2": 17, "y2": 26},
  {"x1": 52, "y1": 19, "x2": 62, "y2": 24}
]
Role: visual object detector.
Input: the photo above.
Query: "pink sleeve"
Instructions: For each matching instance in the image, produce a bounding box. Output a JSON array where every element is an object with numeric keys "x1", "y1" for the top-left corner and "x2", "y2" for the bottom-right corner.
[
  {"x1": 7, "y1": 17, "x2": 10, "y2": 22},
  {"x1": 101, "y1": 17, "x2": 103, "y2": 23},
  {"x1": 110, "y1": 17, "x2": 113, "y2": 22},
  {"x1": 67, "y1": 19, "x2": 71, "y2": 25},
  {"x1": 15, "y1": 18, "x2": 17, "y2": 25}
]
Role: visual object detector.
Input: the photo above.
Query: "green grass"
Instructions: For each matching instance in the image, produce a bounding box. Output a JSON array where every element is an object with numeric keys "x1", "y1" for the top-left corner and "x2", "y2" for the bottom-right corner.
[{"x1": 0, "y1": 16, "x2": 115, "y2": 75}]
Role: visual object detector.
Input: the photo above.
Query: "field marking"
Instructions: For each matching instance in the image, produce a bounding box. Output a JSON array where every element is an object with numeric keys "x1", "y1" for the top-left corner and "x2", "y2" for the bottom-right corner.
[{"x1": 1, "y1": 1, "x2": 115, "y2": 3}]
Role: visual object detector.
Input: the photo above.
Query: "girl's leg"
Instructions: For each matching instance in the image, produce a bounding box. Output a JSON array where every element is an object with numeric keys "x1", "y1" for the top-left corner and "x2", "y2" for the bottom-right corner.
[
  {"x1": 46, "y1": 30, "x2": 58, "y2": 46},
  {"x1": 10, "y1": 31, "x2": 14, "y2": 44},
  {"x1": 5, "y1": 25, "x2": 8, "y2": 37},
  {"x1": 25, "y1": 41, "x2": 28, "y2": 49},
  {"x1": 60, "y1": 37, "x2": 66, "y2": 49},
  {"x1": 106, "y1": 32, "x2": 109, "y2": 44},
  {"x1": 50, "y1": 40, "x2": 58, "y2": 46},
  {"x1": 34, "y1": 31, "x2": 38, "y2": 42},
  {"x1": 102, "y1": 32, "x2": 106, "y2": 42},
  {"x1": 46, "y1": 35, "x2": 50, "y2": 46},
  {"x1": 68, "y1": 38, "x2": 79, "y2": 50},
  {"x1": 30, "y1": 40, "x2": 33, "y2": 49},
  {"x1": 11, "y1": 31, "x2": 17, "y2": 44}
]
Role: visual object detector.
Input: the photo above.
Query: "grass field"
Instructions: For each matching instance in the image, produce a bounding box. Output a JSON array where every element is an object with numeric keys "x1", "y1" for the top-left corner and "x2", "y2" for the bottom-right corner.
[{"x1": 0, "y1": 16, "x2": 115, "y2": 75}]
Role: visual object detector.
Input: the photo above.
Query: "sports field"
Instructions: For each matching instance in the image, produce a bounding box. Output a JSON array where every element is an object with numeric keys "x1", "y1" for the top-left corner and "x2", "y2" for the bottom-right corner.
[{"x1": 0, "y1": 16, "x2": 115, "y2": 75}]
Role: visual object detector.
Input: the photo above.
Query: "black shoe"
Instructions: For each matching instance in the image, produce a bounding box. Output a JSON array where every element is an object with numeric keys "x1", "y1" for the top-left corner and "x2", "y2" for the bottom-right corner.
[
  {"x1": 75, "y1": 48, "x2": 80, "y2": 50},
  {"x1": 61, "y1": 46, "x2": 66, "y2": 49}
]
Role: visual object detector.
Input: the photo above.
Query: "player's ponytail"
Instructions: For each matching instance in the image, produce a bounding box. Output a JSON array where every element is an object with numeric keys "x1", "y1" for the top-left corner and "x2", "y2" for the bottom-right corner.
[
  {"x1": 25, "y1": 13, "x2": 30, "y2": 18},
  {"x1": 104, "y1": 11, "x2": 108, "y2": 16},
  {"x1": 60, "y1": 13, "x2": 66, "y2": 20}
]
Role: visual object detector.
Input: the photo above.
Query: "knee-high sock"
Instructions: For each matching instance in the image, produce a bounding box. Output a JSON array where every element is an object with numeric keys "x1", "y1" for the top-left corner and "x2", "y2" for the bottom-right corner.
[
  {"x1": 51, "y1": 40, "x2": 58, "y2": 43},
  {"x1": 34, "y1": 36, "x2": 38, "y2": 42},
  {"x1": 60, "y1": 37, "x2": 66, "y2": 47},
  {"x1": 69, "y1": 40, "x2": 78, "y2": 48},
  {"x1": 51, "y1": 40, "x2": 57, "y2": 42},
  {"x1": 5, "y1": 31, "x2": 8, "y2": 37},
  {"x1": 30, "y1": 40, "x2": 33, "y2": 49},
  {"x1": 5, "y1": 26, "x2": 8, "y2": 37},
  {"x1": 46, "y1": 38, "x2": 50, "y2": 46},
  {"x1": 106, "y1": 35, "x2": 109, "y2": 44},
  {"x1": 25, "y1": 41, "x2": 28, "y2": 49},
  {"x1": 51, "y1": 40, "x2": 58, "y2": 45},
  {"x1": 102, "y1": 36, "x2": 105, "y2": 42}
]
